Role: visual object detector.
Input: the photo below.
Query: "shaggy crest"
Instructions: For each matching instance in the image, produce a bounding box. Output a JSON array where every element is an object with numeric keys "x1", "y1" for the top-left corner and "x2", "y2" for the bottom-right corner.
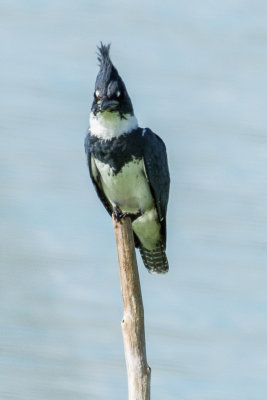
[
  {"x1": 97, "y1": 42, "x2": 112, "y2": 67},
  {"x1": 95, "y1": 42, "x2": 117, "y2": 89},
  {"x1": 92, "y1": 42, "x2": 134, "y2": 116}
]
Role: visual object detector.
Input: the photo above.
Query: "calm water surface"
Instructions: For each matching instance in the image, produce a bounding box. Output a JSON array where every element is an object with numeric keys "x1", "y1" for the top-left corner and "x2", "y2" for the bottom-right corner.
[{"x1": 0, "y1": 1, "x2": 267, "y2": 399}]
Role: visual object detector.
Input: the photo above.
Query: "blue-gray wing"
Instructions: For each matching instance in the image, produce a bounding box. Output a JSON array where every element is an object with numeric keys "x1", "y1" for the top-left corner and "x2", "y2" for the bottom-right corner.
[
  {"x1": 84, "y1": 131, "x2": 113, "y2": 216},
  {"x1": 143, "y1": 129, "x2": 170, "y2": 245}
]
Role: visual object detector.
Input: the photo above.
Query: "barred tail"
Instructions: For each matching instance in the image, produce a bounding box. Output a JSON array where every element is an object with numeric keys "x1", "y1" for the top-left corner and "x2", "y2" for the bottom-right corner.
[{"x1": 139, "y1": 243, "x2": 169, "y2": 274}]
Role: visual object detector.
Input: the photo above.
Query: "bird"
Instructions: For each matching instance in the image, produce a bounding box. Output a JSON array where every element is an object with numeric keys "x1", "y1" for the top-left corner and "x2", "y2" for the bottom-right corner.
[{"x1": 84, "y1": 43, "x2": 170, "y2": 274}]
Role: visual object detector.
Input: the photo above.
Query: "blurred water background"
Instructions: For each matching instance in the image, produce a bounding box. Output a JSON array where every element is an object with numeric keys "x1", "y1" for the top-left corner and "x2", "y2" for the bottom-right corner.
[{"x1": 1, "y1": 1, "x2": 267, "y2": 399}]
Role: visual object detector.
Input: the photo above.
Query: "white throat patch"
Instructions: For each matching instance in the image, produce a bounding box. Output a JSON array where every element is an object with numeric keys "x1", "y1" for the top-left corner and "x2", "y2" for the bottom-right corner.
[{"x1": 90, "y1": 112, "x2": 138, "y2": 140}]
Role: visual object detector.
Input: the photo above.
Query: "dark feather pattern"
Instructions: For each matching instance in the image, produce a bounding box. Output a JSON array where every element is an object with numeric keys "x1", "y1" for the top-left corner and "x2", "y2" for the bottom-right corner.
[
  {"x1": 84, "y1": 127, "x2": 170, "y2": 249},
  {"x1": 86, "y1": 128, "x2": 143, "y2": 174},
  {"x1": 143, "y1": 130, "x2": 170, "y2": 246},
  {"x1": 140, "y1": 243, "x2": 169, "y2": 274}
]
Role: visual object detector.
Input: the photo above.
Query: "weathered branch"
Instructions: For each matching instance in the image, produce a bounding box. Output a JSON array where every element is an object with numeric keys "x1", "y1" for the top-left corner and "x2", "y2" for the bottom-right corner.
[{"x1": 112, "y1": 215, "x2": 151, "y2": 400}]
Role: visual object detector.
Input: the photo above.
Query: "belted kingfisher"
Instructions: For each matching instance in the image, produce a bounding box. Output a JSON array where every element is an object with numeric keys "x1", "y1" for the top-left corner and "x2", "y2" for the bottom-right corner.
[{"x1": 85, "y1": 43, "x2": 170, "y2": 274}]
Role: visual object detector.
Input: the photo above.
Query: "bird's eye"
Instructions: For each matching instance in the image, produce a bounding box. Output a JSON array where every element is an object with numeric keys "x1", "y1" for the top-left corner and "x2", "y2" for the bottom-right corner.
[
  {"x1": 116, "y1": 90, "x2": 121, "y2": 98},
  {"x1": 95, "y1": 90, "x2": 100, "y2": 98}
]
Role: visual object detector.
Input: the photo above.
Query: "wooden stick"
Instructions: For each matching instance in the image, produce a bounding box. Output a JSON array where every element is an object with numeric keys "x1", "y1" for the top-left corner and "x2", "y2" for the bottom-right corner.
[{"x1": 112, "y1": 215, "x2": 151, "y2": 400}]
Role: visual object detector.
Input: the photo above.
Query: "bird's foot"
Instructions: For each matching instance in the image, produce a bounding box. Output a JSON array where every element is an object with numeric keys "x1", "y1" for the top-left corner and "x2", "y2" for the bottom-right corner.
[
  {"x1": 113, "y1": 205, "x2": 124, "y2": 222},
  {"x1": 113, "y1": 205, "x2": 142, "y2": 222},
  {"x1": 128, "y1": 208, "x2": 142, "y2": 222}
]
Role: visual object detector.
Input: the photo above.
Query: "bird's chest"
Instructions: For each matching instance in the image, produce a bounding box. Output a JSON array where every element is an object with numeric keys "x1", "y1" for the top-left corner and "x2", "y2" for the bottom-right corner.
[{"x1": 94, "y1": 157, "x2": 152, "y2": 212}]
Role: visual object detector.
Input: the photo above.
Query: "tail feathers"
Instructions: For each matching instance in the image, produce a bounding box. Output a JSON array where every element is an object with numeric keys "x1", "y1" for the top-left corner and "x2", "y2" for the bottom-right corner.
[{"x1": 139, "y1": 243, "x2": 169, "y2": 274}]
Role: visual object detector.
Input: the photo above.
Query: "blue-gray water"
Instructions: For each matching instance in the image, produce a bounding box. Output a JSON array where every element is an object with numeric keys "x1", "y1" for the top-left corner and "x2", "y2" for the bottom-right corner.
[{"x1": 1, "y1": 1, "x2": 267, "y2": 399}]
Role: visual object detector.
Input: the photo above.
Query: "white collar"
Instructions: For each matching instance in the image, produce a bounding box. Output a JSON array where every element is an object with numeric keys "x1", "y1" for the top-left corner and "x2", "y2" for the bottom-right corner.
[{"x1": 90, "y1": 112, "x2": 138, "y2": 140}]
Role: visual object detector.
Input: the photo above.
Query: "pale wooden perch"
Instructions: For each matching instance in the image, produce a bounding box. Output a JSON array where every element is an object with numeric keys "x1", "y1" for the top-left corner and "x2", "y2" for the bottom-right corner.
[{"x1": 112, "y1": 215, "x2": 151, "y2": 400}]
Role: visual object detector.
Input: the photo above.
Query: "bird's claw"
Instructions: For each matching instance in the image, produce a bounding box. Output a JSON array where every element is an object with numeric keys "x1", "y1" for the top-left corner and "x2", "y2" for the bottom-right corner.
[
  {"x1": 113, "y1": 205, "x2": 124, "y2": 222},
  {"x1": 113, "y1": 206, "x2": 142, "y2": 222}
]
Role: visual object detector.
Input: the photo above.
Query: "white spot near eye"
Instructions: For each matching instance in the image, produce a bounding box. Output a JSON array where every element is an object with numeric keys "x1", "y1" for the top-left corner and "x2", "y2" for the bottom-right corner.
[
  {"x1": 116, "y1": 90, "x2": 121, "y2": 97},
  {"x1": 95, "y1": 90, "x2": 100, "y2": 97}
]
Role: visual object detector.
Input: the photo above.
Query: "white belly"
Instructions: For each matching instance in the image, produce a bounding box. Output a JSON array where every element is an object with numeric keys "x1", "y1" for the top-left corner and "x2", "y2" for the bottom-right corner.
[
  {"x1": 95, "y1": 158, "x2": 153, "y2": 213},
  {"x1": 132, "y1": 208, "x2": 161, "y2": 250},
  {"x1": 94, "y1": 157, "x2": 161, "y2": 250}
]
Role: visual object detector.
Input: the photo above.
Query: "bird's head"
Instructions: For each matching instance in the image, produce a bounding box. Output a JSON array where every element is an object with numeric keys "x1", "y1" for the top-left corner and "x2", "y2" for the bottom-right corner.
[{"x1": 91, "y1": 43, "x2": 134, "y2": 118}]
